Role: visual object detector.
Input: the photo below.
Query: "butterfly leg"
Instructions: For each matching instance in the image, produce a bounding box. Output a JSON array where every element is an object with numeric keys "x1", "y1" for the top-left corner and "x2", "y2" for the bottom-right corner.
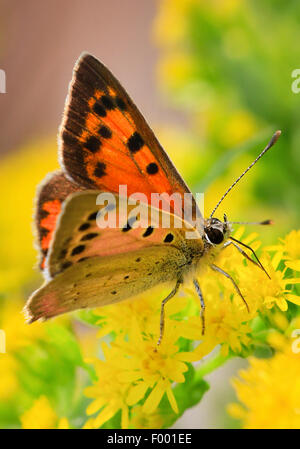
[
  {"x1": 225, "y1": 239, "x2": 270, "y2": 279},
  {"x1": 193, "y1": 279, "x2": 205, "y2": 335},
  {"x1": 156, "y1": 280, "x2": 181, "y2": 348},
  {"x1": 210, "y1": 264, "x2": 250, "y2": 312}
]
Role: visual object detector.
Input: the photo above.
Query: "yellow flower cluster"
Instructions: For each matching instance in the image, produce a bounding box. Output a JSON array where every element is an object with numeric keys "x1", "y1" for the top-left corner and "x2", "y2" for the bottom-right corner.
[
  {"x1": 84, "y1": 227, "x2": 300, "y2": 428},
  {"x1": 228, "y1": 255, "x2": 300, "y2": 429},
  {"x1": 228, "y1": 335, "x2": 300, "y2": 428},
  {"x1": 20, "y1": 396, "x2": 69, "y2": 429}
]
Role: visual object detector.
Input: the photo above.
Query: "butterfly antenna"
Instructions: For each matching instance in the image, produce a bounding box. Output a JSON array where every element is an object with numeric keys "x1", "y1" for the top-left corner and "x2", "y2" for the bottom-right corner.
[{"x1": 209, "y1": 130, "x2": 281, "y2": 219}]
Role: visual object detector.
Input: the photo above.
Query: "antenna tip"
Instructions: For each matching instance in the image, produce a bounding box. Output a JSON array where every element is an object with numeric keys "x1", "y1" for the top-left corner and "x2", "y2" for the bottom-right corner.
[
  {"x1": 266, "y1": 130, "x2": 281, "y2": 150},
  {"x1": 273, "y1": 130, "x2": 281, "y2": 142},
  {"x1": 260, "y1": 219, "x2": 274, "y2": 225}
]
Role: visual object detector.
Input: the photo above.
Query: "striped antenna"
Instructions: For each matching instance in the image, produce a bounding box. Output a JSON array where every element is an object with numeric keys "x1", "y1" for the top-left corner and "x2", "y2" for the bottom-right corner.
[{"x1": 210, "y1": 130, "x2": 281, "y2": 219}]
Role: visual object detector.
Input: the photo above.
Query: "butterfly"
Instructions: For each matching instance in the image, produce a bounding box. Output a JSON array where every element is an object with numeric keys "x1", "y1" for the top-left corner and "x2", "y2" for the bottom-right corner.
[{"x1": 25, "y1": 53, "x2": 280, "y2": 346}]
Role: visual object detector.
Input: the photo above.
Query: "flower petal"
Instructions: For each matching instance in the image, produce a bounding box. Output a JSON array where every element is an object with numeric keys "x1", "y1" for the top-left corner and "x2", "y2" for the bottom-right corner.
[{"x1": 143, "y1": 380, "x2": 165, "y2": 414}]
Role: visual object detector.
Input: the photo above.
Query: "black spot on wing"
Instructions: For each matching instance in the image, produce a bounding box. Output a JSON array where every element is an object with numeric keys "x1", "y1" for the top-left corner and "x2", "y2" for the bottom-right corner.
[
  {"x1": 122, "y1": 216, "x2": 137, "y2": 232},
  {"x1": 39, "y1": 208, "x2": 49, "y2": 220},
  {"x1": 80, "y1": 232, "x2": 99, "y2": 241},
  {"x1": 93, "y1": 101, "x2": 106, "y2": 117},
  {"x1": 79, "y1": 223, "x2": 90, "y2": 231},
  {"x1": 59, "y1": 248, "x2": 68, "y2": 260},
  {"x1": 143, "y1": 226, "x2": 154, "y2": 237},
  {"x1": 88, "y1": 212, "x2": 98, "y2": 221},
  {"x1": 94, "y1": 162, "x2": 106, "y2": 178},
  {"x1": 101, "y1": 95, "x2": 115, "y2": 110},
  {"x1": 62, "y1": 261, "x2": 72, "y2": 270},
  {"x1": 115, "y1": 96, "x2": 127, "y2": 110},
  {"x1": 71, "y1": 245, "x2": 85, "y2": 256},
  {"x1": 98, "y1": 125, "x2": 112, "y2": 138},
  {"x1": 127, "y1": 132, "x2": 144, "y2": 153},
  {"x1": 146, "y1": 163, "x2": 159, "y2": 175},
  {"x1": 164, "y1": 233, "x2": 174, "y2": 243},
  {"x1": 40, "y1": 227, "x2": 49, "y2": 239},
  {"x1": 85, "y1": 136, "x2": 101, "y2": 153}
]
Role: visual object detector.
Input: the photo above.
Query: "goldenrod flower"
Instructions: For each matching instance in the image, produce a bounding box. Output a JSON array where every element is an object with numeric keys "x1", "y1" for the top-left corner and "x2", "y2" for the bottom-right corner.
[
  {"x1": 84, "y1": 343, "x2": 131, "y2": 429},
  {"x1": 129, "y1": 406, "x2": 164, "y2": 429},
  {"x1": 86, "y1": 228, "x2": 300, "y2": 428},
  {"x1": 267, "y1": 230, "x2": 300, "y2": 269},
  {"x1": 84, "y1": 320, "x2": 189, "y2": 428},
  {"x1": 0, "y1": 299, "x2": 44, "y2": 351},
  {"x1": 228, "y1": 344, "x2": 300, "y2": 429},
  {"x1": 240, "y1": 252, "x2": 300, "y2": 311},
  {"x1": 20, "y1": 396, "x2": 69, "y2": 429}
]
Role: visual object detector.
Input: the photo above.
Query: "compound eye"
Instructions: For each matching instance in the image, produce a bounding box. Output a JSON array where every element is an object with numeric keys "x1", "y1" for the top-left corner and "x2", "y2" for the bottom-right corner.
[{"x1": 205, "y1": 227, "x2": 224, "y2": 244}]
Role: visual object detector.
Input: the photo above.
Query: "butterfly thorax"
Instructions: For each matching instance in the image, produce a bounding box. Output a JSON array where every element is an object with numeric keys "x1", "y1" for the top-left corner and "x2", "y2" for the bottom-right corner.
[{"x1": 204, "y1": 217, "x2": 231, "y2": 247}]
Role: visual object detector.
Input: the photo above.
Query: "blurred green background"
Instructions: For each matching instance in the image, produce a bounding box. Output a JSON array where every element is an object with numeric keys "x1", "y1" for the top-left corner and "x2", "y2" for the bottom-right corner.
[{"x1": 0, "y1": 0, "x2": 299, "y2": 428}]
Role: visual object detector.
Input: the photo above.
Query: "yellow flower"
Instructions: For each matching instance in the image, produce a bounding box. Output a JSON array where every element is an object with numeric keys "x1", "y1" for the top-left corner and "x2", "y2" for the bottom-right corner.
[
  {"x1": 228, "y1": 344, "x2": 300, "y2": 428},
  {"x1": 85, "y1": 320, "x2": 189, "y2": 428},
  {"x1": 115, "y1": 322, "x2": 188, "y2": 415},
  {"x1": 85, "y1": 228, "x2": 300, "y2": 428},
  {"x1": 191, "y1": 290, "x2": 252, "y2": 358},
  {"x1": 0, "y1": 299, "x2": 44, "y2": 352},
  {"x1": 129, "y1": 405, "x2": 164, "y2": 429},
  {"x1": 20, "y1": 396, "x2": 69, "y2": 429},
  {"x1": 240, "y1": 252, "x2": 300, "y2": 311},
  {"x1": 267, "y1": 230, "x2": 300, "y2": 268},
  {"x1": 84, "y1": 343, "x2": 131, "y2": 429},
  {"x1": 287, "y1": 260, "x2": 300, "y2": 271}
]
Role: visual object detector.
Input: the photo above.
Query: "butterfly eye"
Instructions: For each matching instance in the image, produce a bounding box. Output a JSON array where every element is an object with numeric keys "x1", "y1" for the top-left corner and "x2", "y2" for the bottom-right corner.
[{"x1": 205, "y1": 227, "x2": 224, "y2": 245}]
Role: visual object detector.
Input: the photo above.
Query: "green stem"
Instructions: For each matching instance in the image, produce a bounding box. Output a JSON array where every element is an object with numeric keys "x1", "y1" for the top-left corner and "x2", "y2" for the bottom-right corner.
[{"x1": 194, "y1": 351, "x2": 231, "y2": 380}]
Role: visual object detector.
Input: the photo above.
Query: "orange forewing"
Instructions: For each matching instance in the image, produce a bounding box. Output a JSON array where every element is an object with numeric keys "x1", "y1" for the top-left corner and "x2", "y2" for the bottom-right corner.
[{"x1": 60, "y1": 53, "x2": 202, "y2": 226}]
